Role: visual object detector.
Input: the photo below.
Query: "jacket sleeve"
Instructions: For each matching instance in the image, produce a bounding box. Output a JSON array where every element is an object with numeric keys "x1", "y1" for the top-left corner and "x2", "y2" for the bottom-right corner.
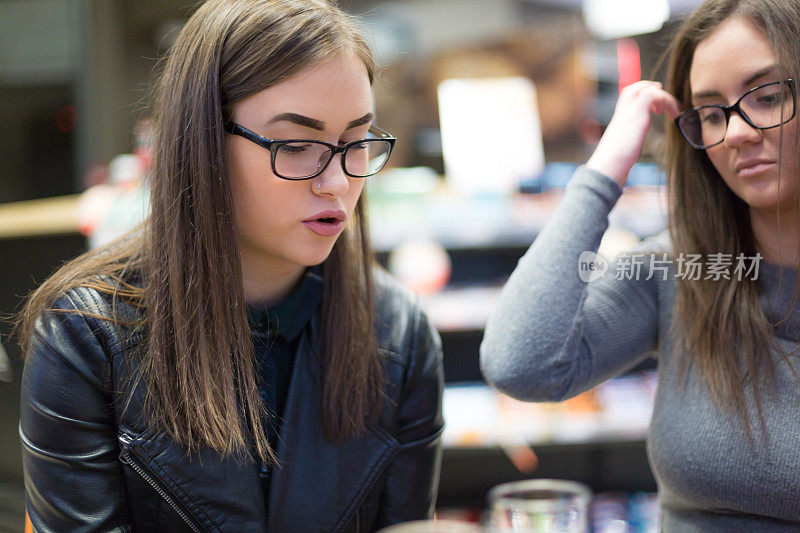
[
  {"x1": 20, "y1": 291, "x2": 131, "y2": 532},
  {"x1": 375, "y1": 307, "x2": 445, "y2": 528},
  {"x1": 480, "y1": 166, "x2": 662, "y2": 402}
]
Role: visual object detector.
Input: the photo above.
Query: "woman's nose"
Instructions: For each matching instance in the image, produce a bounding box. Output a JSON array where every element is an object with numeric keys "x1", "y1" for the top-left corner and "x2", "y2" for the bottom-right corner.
[
  {"x1": 313, "y1": 152, "x2": 350, "y2": 197},
  {"x1": 723, "y1": 111, "x2": 763, "y2": 148}
]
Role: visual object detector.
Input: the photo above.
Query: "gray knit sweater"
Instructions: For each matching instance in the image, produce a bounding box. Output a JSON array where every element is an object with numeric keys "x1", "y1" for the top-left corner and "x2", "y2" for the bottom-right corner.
[{"x1": 480, "y1": 165, "x2": 800, "y2": 532}]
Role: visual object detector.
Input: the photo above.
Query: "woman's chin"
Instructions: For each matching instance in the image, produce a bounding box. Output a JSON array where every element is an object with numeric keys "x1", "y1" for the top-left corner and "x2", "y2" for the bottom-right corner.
[
  {"x1": 744, "y1": 193, "x2": 797, "y2": 214},
  {"x1": 290, "y1": 244, "x2": 337, "y2": 268},
  {"x1": 733, "y1": 178, "x2": 794, "y2": 212}
]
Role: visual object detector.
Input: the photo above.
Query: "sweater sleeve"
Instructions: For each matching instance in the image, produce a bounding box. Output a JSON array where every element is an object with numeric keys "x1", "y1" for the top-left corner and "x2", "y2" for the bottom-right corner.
[{"x1": 480, "y1": 165, "x2": 661, "y2": 402}]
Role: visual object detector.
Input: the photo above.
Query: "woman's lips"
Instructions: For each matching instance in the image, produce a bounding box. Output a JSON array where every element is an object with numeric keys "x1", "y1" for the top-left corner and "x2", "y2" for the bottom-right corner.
[
  {"x1": 302, "y1": 219, "x2": 345, "y2": 236},
  {"x1": 736, "y1": 160, "x2": 775, "y2": 178},
  {"x1": 302, "y1": 209, "x2": 346, "y2": 237}
]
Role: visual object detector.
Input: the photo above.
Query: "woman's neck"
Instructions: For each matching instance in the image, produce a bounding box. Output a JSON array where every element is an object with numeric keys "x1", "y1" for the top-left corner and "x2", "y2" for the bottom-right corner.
[
  {"x1": 239, "y1": 251, "x2": 306, "y2": 306},
  {"x1": 750, "y1": 205, "x2": 800, "y2": 267}
]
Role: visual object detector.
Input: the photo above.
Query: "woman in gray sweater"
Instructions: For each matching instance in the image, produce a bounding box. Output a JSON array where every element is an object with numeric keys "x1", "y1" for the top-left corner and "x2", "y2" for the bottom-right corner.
[{"x1": 480, "y1": 0, "x2": 800, "y2": 530}]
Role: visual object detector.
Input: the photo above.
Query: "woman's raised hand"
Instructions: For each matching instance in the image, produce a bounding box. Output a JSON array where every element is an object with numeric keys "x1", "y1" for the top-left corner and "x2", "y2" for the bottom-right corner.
[{"x1": 586, "y1": 81, "x2": 682, "y2": 188}]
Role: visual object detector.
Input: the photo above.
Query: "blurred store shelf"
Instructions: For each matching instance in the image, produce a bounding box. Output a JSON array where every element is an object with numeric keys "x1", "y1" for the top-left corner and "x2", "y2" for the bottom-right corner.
[
  {"x1": 0, "y1": 163, "x2": 666, "y2": 246},
  {"x1": 437, "y1": 374, "x2": 659, "y2": 509},
  {"x1": 442, "y1": 372, "x2": 656, "y2": 449},
  {"x1": 369, "y1": 162, "x2": 668, "y2": 253},
  {"x1": 422, "y1": 286, "x2": 500, "y2": 332},
  {"x1": 0, "y1": 194, "x2": 80, "y2": 239}
]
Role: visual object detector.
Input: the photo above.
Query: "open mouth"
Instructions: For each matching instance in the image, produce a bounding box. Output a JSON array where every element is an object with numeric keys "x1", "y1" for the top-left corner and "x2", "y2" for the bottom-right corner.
[{"x1": 302, "y1": 210, "x2": 346, "y2": 236}]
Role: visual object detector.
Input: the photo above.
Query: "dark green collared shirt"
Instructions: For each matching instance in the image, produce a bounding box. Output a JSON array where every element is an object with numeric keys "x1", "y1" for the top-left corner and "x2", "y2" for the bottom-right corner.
[{"x1": 246, "y1": 268, "x2": 323, "y2": 504}]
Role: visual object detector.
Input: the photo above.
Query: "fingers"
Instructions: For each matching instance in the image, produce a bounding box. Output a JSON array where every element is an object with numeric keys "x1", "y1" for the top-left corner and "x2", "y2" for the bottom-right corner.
[
  {"x1": 586, "y1": 80, "x2": 682, "y2": 187},
  {"x1": 651, "y1": 93, "x2": 682, "y2": 120},
  {"x1": 660, "y1": 93, "x2": 683, "y2": 121},
  {"x1": 643, "y1": 89, "x2": 681, "y2": 119},
  {"x1": 621, "y1": 80, "x2": 662, "y2": 94},
  {"x1": 630, "y1": 81, "x2": 682, "y2": 120}
]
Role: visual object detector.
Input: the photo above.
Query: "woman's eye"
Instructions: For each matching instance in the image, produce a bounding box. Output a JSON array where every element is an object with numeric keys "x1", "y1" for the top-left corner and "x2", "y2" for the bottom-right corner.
[
  {"x1": 278, "y1": 144, "x2": 310, "y2": 154},
  {"x1": 757, "y1": 93, "x2": 783, "y2": 105},
  {"x1": 699, "y1": 109, "x2": 724, "y2": 125},
  {"x1": 348, "y1": 141, "x2": 369, "y2": 151}
]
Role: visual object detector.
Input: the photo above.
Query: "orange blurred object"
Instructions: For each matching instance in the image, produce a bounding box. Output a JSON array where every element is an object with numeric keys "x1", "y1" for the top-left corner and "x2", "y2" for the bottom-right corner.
[
  {"x1": 502, "y1": 444, "x2": 540, "y2": 474},
  {"x1": 563, "y1": 390, "x2": 601, "y2": 412}
]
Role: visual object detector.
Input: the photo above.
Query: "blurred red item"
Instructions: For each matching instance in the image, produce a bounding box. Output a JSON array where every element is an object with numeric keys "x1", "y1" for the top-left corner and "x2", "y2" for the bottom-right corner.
[
  {"x1": 617, "y1": 38, "x2": 641, "y2": 92},
  {"x1": 82, "y1": 161, "x2": 109, "y2": 189},
  {"x1": 133, "y1": 117, "x2": 154, "y2": 173},
  {"x1": 56, "y1": 106, "x2": 78, "y2": 133}
]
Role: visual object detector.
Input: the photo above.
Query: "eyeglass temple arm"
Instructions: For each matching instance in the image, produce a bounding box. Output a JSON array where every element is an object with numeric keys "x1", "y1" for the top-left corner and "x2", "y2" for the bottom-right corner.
[
  {"x1": 226, "y1": 123, "x2": 274, "y2": 148},
  {"x1": 368, "y1": 124, "x2": 395, "y2": 139}
]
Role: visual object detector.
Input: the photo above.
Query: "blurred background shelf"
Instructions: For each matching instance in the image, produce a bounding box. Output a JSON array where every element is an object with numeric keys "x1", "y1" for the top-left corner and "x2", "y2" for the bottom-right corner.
[
  {"x1": 369, "y1": 172, "x2": 667, "y2": 254},
  {"x1": 0, "y1": 194, "x2": 80, "y2": 239},
  {"x1": 439, "y1": 438, "x2": 655, "y2": 509}
]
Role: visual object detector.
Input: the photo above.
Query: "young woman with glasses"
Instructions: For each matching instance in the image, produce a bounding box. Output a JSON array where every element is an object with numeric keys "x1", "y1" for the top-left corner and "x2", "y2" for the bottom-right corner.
[
  {"x1": 482, "y1": 0, "x2": 800, "y2": 529},
  {"x1": 18, "y1": 1, "x2": 443, "y2": 531}
]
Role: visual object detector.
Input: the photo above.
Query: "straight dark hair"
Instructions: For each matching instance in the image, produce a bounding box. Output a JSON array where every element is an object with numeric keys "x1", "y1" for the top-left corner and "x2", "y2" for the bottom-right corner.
[
  {"x1": 661, "y1": 0, "x2": 800, "y2": 432},
  {"x1": 17, "y1": 0, "x2": 383, "y2": 465}
]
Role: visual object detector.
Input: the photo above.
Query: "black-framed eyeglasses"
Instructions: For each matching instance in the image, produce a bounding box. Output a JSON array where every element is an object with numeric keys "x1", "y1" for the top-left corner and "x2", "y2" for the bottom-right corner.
[
  {"x1": 226, "y1": 122, "x2": 396, "y2": 180},
  {"x1": 675, "y1": 79, "x2": 797, "y2": 149}
]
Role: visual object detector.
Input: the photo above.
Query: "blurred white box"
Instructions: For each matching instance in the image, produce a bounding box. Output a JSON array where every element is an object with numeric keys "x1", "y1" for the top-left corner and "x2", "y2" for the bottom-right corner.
[{"x1": 438, "y1": 77, "x2": 545, "y2": 195}]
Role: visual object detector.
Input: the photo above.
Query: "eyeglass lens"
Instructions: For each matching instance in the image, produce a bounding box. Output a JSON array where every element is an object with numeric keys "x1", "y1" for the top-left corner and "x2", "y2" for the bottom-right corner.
[
  {"x1": 678, "y1": 82, "x2": 795, "y2": 148},
  {"x1": 273, "y1": 139, "x2": 393, "y2": 179}
]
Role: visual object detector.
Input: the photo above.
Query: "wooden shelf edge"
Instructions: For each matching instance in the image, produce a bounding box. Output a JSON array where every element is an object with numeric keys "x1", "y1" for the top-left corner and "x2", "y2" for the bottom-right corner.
[{"x1": 0, "y1": 195, "x2": 81, "y2": 239}]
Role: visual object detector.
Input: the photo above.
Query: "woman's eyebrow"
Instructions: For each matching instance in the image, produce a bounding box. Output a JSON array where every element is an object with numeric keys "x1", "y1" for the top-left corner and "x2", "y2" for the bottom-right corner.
[
  {"x1": 266, "y1": 112, "x2": 374, "y2": 131},
  {"x1": 268, "y1": 112, "x2": 325, "y2": 130},
  {"x1": 742, "y1": 64, "x2": 778, "y2": 87},
  {"x1": 346, "y1": 112, "x2": 374, "y2": 129},
  {"x1": 692, "y1": 64, "x2": 779, "y2": 101}
]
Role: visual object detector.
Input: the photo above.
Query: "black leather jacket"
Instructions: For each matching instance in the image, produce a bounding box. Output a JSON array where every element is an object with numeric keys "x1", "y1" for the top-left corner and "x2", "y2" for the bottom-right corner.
[{"x1": 21, "y1": 270, "x2": 444, "y2": 532}]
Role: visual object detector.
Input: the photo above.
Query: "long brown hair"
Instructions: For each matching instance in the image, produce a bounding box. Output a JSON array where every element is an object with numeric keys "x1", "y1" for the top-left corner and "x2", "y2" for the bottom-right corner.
[
  {"x1": 662, "y1": 0, "x2": 800, "y2": 430},
  {"x1": 17, "y1": 0, "x2": 383, "y2": 465}
]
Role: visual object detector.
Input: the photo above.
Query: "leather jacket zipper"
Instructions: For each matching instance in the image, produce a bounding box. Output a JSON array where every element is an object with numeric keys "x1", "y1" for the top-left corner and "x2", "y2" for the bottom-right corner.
[
  {"x1": 355, "y1": 512, "x2": 361, "y2": 533},
  {"x1": 118, "y1": 433, "x2": 204, "y2": 533}
]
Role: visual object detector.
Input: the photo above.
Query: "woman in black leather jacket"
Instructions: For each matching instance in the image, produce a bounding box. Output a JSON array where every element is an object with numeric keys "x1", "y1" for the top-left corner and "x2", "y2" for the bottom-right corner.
[{"x1": 17, "y1": 1, "x2": 444, "y2": 531}]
